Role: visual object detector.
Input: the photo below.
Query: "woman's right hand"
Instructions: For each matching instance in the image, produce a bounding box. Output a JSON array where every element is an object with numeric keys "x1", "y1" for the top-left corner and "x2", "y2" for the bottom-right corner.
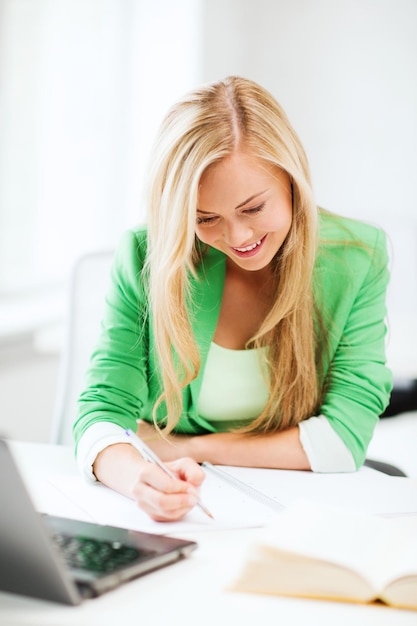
[
  {"x1": 93, "y1": 443, "x2": 205, "y2": 522},
  {"x1": 130, "y1": 456, "x2": 205, "y2": 522}
]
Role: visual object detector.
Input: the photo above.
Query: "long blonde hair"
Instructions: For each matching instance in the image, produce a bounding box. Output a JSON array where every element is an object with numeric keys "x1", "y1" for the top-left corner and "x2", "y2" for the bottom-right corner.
[{"x1": 145, "y1": 76, "x2": 322, "y2": 433}]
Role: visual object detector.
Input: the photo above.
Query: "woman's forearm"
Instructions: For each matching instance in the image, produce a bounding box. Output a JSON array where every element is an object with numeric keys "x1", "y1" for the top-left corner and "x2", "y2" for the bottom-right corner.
[
  {"x1": 92, "y1": 441, "x2": 207, "y2": 522},
  {"x1": 189, "y1": 426, "x2": 311, "y2": 470},
  {"x1": 93, "y1": 443, "x2": 147, "y2": 498},
  {"x1": 134, "y1": 420, "x2": 310, "y2": 470}
]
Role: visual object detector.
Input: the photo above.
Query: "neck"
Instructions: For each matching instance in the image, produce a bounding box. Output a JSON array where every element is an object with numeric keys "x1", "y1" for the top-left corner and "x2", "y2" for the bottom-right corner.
[{"x1": 226, "y1": 257, "x2": 274, "y2": 287}]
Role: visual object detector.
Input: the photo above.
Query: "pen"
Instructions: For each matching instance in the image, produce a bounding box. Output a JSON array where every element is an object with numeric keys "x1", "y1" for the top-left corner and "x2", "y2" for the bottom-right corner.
[{"x1": 125, "y1": 429, "x2": 214, "y2": 520}]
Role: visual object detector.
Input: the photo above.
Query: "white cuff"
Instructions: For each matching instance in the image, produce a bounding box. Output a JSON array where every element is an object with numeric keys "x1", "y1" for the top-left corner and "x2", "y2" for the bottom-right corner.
[
  {"x1": 298, "y1": 415, "x2": 356, "y2": 473},
  {"x1": 76, "y1": 423, "x2": 132, "y2": 482}
]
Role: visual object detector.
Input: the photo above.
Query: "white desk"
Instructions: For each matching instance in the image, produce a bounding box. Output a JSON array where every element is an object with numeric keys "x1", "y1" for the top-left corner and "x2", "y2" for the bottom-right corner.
[{"x1": 1, "y1": 441, "x2": 417, "y2": 626}]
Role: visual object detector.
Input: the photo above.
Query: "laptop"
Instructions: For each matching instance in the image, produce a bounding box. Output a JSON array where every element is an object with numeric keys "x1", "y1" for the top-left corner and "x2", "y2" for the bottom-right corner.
[{"x1": 0, "y1": 437, "x2": 197, "y2": 605}]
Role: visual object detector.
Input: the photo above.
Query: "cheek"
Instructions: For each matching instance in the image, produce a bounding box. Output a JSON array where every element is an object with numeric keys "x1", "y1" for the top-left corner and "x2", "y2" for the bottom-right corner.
[
  {"x1": 267, "y1": 206, "x2": 292, "y2": 234},
  {"x1": 195, "y1": 226, "x2": 216, "y2": 244}
]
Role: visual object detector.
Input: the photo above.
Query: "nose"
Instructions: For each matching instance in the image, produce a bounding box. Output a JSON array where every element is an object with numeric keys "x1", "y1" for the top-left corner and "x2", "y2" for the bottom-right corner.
[{"x1": 222, "y1": 218, "x2": 252, "y2": 247}]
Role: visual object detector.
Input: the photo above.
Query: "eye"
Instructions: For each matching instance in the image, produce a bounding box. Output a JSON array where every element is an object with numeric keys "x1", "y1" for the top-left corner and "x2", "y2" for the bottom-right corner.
[
  {"x1": 196, "y1": 215, "x2": 219, "y2": 226},
  {"x1": 243, "y1": 202, "x2": 265, "y2": 216}
]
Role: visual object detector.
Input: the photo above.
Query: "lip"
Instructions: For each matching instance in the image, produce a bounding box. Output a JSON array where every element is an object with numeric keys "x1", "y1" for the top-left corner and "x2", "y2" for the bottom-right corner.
[{"x1": 230, "y1": 234, "x2": 267, "y2": 258}]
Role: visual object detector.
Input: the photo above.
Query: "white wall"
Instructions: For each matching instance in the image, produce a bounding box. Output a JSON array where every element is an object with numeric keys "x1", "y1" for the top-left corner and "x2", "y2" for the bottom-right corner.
[
  {"x1": 201, "y1": 0, "x2": 417, "y2": 378},
  {"x1": 202, "y1": 0, "x2": 417, "y2": 221},
  {"x1": 0, "y1": 0, "x2": 202, "y2": 294}
]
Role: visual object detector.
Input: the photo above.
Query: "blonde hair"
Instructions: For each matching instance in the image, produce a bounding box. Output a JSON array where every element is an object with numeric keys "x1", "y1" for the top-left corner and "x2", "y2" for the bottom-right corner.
[{"x1": 145, "y1": 76, "x2": 322, "y2": 434}]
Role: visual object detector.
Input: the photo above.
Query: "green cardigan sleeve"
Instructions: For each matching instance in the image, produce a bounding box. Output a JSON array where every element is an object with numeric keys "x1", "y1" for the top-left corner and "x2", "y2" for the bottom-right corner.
[
  {"x1": 314, "y1": 215, "x2": 393, "y2": 468},
  {"x1": 73, "y1": 228, "x2": 155, "y2": 452}
]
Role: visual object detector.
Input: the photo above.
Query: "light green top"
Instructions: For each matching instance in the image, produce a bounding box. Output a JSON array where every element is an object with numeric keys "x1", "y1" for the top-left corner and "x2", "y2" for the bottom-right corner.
[{"x1": 197, "y1": 343, "x2": 269, "y2": 431}]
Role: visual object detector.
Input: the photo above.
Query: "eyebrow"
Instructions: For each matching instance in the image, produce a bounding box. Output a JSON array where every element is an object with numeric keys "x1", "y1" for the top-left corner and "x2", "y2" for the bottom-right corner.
[{"x1": 197, "y1": 189, "x2": 268, "y2": 214}]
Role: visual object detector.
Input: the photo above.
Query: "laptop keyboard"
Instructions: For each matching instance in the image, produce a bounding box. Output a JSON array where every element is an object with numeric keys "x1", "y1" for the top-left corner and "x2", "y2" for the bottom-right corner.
[{"x1": 52, "y1": 533, "x2": 157, "y2": 573}]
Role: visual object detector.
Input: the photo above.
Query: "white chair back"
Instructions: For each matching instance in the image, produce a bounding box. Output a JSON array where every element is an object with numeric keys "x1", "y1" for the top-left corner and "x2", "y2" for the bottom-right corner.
[{"x1": 50, "y1": 250, "x2": 114, "y2": 445}]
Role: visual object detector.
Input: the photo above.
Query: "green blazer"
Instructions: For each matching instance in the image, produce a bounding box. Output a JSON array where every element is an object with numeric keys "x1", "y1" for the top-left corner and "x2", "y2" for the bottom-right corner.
[{"x1": 74, "y1": 211, "x2": 392, "y2": 469}]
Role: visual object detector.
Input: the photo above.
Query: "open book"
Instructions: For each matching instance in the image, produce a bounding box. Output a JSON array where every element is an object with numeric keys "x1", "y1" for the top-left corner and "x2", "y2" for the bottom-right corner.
[{"x1": 228, "y1": 501, "x2": 417, "y2": 610}]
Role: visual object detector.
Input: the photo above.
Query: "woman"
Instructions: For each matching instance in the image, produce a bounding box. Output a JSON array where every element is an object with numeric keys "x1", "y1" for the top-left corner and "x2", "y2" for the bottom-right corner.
[{"x1": 74, "y1": 76, "x2": 392, "y2": 521}]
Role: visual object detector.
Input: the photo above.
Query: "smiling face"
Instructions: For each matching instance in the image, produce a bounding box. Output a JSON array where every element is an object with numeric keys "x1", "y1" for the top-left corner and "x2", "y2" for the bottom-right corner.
[{"x1": 196, "y1": 151, "x2": 293, "y2": 274}]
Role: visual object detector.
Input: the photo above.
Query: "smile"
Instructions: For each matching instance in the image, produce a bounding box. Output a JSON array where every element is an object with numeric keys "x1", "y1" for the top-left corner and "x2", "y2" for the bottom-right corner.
[
  {"x1": 233, "y1": 240, "x2": 261, "y2": 252},
  {"x1": 232, "y1": 235, "x2": 266, "y2": 253}
]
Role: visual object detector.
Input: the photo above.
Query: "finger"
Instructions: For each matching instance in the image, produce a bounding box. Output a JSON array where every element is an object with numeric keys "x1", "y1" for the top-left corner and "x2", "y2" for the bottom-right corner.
[
  {"x1": 132, "y1": 480, "x2": 198, "y2": 522},
  {"x1": 168, "y1": 458, "x2": 206, "y2": 488},
  {"x1": 139, "y1": 462, "x2": 195, "y2": 495}
]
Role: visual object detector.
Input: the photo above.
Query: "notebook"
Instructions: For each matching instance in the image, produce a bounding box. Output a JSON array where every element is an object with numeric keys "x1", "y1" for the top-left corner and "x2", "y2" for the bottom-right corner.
[{"x1": 0, "y1": 437, "x2": 197, "y2": 605}]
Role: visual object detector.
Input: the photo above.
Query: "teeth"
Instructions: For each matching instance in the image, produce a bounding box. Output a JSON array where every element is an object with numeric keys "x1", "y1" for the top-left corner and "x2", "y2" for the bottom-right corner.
[{"x1": 234, "y1": 239, "x2": 262, "y2": 252}]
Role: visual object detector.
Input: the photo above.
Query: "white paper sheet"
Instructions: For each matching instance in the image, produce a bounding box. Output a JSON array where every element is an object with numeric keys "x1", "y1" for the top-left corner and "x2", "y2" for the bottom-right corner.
[
  {"x1": 216, "y1": 465, "x2": 417, "y2": 516},
  {"x1": 33, "y1": 469, "x2": 281, "y2": 535}
]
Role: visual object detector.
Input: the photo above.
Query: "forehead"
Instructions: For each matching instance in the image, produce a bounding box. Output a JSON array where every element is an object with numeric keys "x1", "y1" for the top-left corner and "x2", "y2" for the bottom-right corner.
[
  {"x1": 198, "y1": 151, "x2": 288, "y2": 209},
  {"x1": 200, "y1": 151, "x2": 275, "y2": 184}
]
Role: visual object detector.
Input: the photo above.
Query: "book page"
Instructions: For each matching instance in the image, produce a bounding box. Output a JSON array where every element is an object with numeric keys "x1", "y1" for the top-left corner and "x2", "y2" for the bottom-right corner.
[
  {"x1": 382, "y1": 572, "x2": 417, "y2": 609},
  {"x1": 230, "y1": 543, "x2": 377, "y2": 603},
  {"x1": 248, "y1": 501, "x2": 417, "y2": 593},
  {"x1": 381, "y1": 533, "x2": 417, "y2": 608}
]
